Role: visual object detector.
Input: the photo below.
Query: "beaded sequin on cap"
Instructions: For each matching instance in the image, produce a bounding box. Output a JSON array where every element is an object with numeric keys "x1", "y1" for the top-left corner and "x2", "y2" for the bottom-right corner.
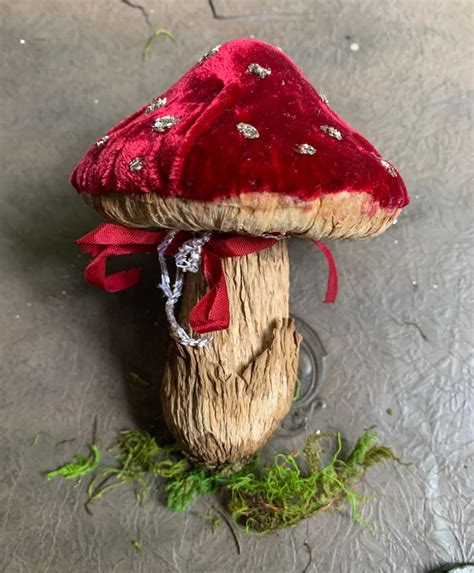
[
  {"x1": 129, "y1": 157, "x2": 143, "y2": 172},
  {"x1": 152, "y1": 115, "x2": 179, "y2": 133},
  {"x1": 320, "y1": 125, "x2": 342, "y2": 140},
  {"x1": 199, "y1": 45, "x2": 221, "y2": 62},
  {"x1": 96, "y1": 135, "x2": 109, "y2": 147},
  {"x1": 295, "y1": 144, "x2": 316, "y2": 155},
  {"x1": 236, "y1": 122, "x2": 260, "y2": 139},
  {"x1": 146, "y1": 97, "x2": 167, "y2": 113},
  {"x1": 247, "y1": 63, "x2": 272, "y2": 78}
]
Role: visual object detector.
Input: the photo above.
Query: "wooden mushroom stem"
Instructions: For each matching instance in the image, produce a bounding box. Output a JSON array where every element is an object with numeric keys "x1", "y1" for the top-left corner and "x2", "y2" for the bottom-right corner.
[{"x1": 161, "y1": 240, "x2": 301, "y2": 467}]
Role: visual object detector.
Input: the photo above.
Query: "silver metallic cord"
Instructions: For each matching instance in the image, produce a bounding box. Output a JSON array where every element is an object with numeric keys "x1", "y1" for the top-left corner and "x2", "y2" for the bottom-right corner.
[
  {"x1": 157, "y1": 231, "x2": 212, "y2": 347},
  {"x1": 261, "y1": 232, "x2": 287, "y2": 240}
]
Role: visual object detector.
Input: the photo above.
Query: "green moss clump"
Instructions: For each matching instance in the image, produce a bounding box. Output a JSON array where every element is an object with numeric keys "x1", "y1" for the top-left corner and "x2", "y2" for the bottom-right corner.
[
  {"x1": 46, "y1": 444, "x2": 100, "y2": 481},
  {"x1": 227, "y1": 430, "x2": 407, "y2": 533},
  {"x1": 45, "y1": 428, "x2": 406, "y2": 534},
  {"x1": 87, "y1": 430, "x2": 189, "y2": 504}
]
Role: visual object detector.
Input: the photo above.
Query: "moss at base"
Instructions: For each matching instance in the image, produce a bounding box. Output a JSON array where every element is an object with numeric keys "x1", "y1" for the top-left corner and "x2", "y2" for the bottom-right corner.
[{"x1": 45, "y1": 427, "x2": 407, "y2": 535}]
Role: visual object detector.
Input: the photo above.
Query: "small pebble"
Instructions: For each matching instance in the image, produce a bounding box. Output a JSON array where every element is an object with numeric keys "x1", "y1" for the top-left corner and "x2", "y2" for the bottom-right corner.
[
  {"x1": 412, "y1": 280, "x2": 418, "y2": 286},
  {"x1": 394, "y1": 240, "x2": 398, "y2": 245},
  {"x1": 350, "y1": 42, "x2": 359, "y2": 52},
  {"x1": 393, "y1": 219, "x2": 398, "y2": 225},
  {"x1": 61, "y1": 290, "x2": 67, "y2": 295},
  {"x1": 15, "y1": 314, "x2": 20, "y2": 319},
  {"x1": 20, "y1": 38, "x2": 26, "y2": 45},
  {"x1": 315, "y1": 430, "x2": 321, "y2": 435},
  {"x1": 433, "y1": 284, "x2": 438, "y2": 289},
  {"x1": 415, "y1": 194, "x2": 419, "y2": 199},
  {"x1": 27, "y1": 302, "x2": 32, "y2": 307},
  {"x1": 93, "y1": 98, "x2": 100, "y2": 105}
]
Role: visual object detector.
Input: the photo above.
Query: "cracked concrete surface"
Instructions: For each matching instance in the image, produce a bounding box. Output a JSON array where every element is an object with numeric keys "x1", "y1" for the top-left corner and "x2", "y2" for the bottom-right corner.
[
  {"x1": 207, "y1": 0, "x2": 308, "y2": 20},
  {"x1": 121, "y1": 0, "x2": 153, "y2": 29},
  {"x1": 0, "y1": 0, "x2": 473, "y2": 571}
]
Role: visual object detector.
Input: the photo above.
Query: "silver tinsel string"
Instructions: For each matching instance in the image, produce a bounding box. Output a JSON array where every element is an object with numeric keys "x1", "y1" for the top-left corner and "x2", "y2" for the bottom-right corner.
[{"x1": 157, "y1": 231, "x2": 212, "y2": 347}]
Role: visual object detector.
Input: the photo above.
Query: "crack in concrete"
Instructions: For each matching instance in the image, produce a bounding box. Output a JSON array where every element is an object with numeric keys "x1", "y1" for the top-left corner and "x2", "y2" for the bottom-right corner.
[
  {"x1": 120, "y1": 0, "x2": 152, "y2": 28},
  {"x1": 207, "y1": 0, "x2": 308, "y2": 20}
]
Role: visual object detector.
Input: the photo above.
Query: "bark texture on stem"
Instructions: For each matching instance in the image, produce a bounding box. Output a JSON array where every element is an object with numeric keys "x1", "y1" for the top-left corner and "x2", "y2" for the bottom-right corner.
[{"x1": 161, "y1": 240, "x2": 301, "y2": 466}]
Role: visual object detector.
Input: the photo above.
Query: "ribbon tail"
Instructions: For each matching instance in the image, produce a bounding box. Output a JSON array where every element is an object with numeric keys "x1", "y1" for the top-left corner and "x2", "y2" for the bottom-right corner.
[
  {"x1": 76, "y1": 224, "x2": 169, "y2": 293},
  {"x1": 188, "y1": 251, "x2": 230, "y2": 334},
  {"x1": 82, "y1": 247, "x2": 143, "y2": 292},
  {"x1": 313, "y1": 241, "x2": 339, "y2": 303}
]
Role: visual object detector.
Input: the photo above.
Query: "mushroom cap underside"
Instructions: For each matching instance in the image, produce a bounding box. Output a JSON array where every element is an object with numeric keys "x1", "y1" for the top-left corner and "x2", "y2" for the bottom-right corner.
[{"x1": 83, "y1": 190, "x2": 400, "y2": 241}]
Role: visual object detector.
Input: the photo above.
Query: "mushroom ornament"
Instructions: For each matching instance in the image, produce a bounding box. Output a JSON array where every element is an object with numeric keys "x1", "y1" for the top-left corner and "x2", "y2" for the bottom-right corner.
[{"x1": 72, "y1": 39, "x2": 409, "y2": 467}]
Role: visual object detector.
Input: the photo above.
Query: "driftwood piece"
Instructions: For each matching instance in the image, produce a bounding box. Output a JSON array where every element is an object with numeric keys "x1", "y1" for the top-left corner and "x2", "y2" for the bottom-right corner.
[{"x1": 161, "y1": 240, "x2": 301, "y2": 466}]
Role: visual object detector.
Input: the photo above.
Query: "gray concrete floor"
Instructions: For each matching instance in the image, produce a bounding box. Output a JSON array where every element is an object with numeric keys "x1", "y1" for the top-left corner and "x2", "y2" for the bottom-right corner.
[{"x1": 1, "y1": 1, "x2": 472, "y2": 572}]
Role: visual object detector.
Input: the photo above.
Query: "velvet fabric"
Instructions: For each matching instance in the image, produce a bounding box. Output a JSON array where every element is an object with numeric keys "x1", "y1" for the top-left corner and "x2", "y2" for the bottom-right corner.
[{"x1": 71, "y1": 39, "x2": 408, "y2": 211}]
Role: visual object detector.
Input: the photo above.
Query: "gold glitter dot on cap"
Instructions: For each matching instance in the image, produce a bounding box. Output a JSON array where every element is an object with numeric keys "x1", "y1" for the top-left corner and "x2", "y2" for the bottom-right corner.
[{"x1": 236, "y1": 122, "x2": 260, "y2": 139}]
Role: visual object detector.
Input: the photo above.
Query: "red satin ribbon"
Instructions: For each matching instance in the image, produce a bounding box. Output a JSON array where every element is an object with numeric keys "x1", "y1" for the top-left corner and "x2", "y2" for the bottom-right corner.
[
  {"x1": 312, "y1": 240, "x2": 338, "y2": 304},
  {"x1": 77, "y1": 224, "x2": 338, "y2": 333}
]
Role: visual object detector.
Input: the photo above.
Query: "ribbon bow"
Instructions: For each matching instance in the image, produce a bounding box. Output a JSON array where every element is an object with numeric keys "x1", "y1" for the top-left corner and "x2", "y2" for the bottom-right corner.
[{"x1": 77, "y1": 223, "x2": 338, "y2": 334}]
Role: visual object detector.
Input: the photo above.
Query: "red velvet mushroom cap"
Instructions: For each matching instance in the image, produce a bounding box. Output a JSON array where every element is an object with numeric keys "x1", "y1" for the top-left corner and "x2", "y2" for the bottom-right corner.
[{"x1": 72, "y1": 38, "x2": 409, "y2": 240}]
